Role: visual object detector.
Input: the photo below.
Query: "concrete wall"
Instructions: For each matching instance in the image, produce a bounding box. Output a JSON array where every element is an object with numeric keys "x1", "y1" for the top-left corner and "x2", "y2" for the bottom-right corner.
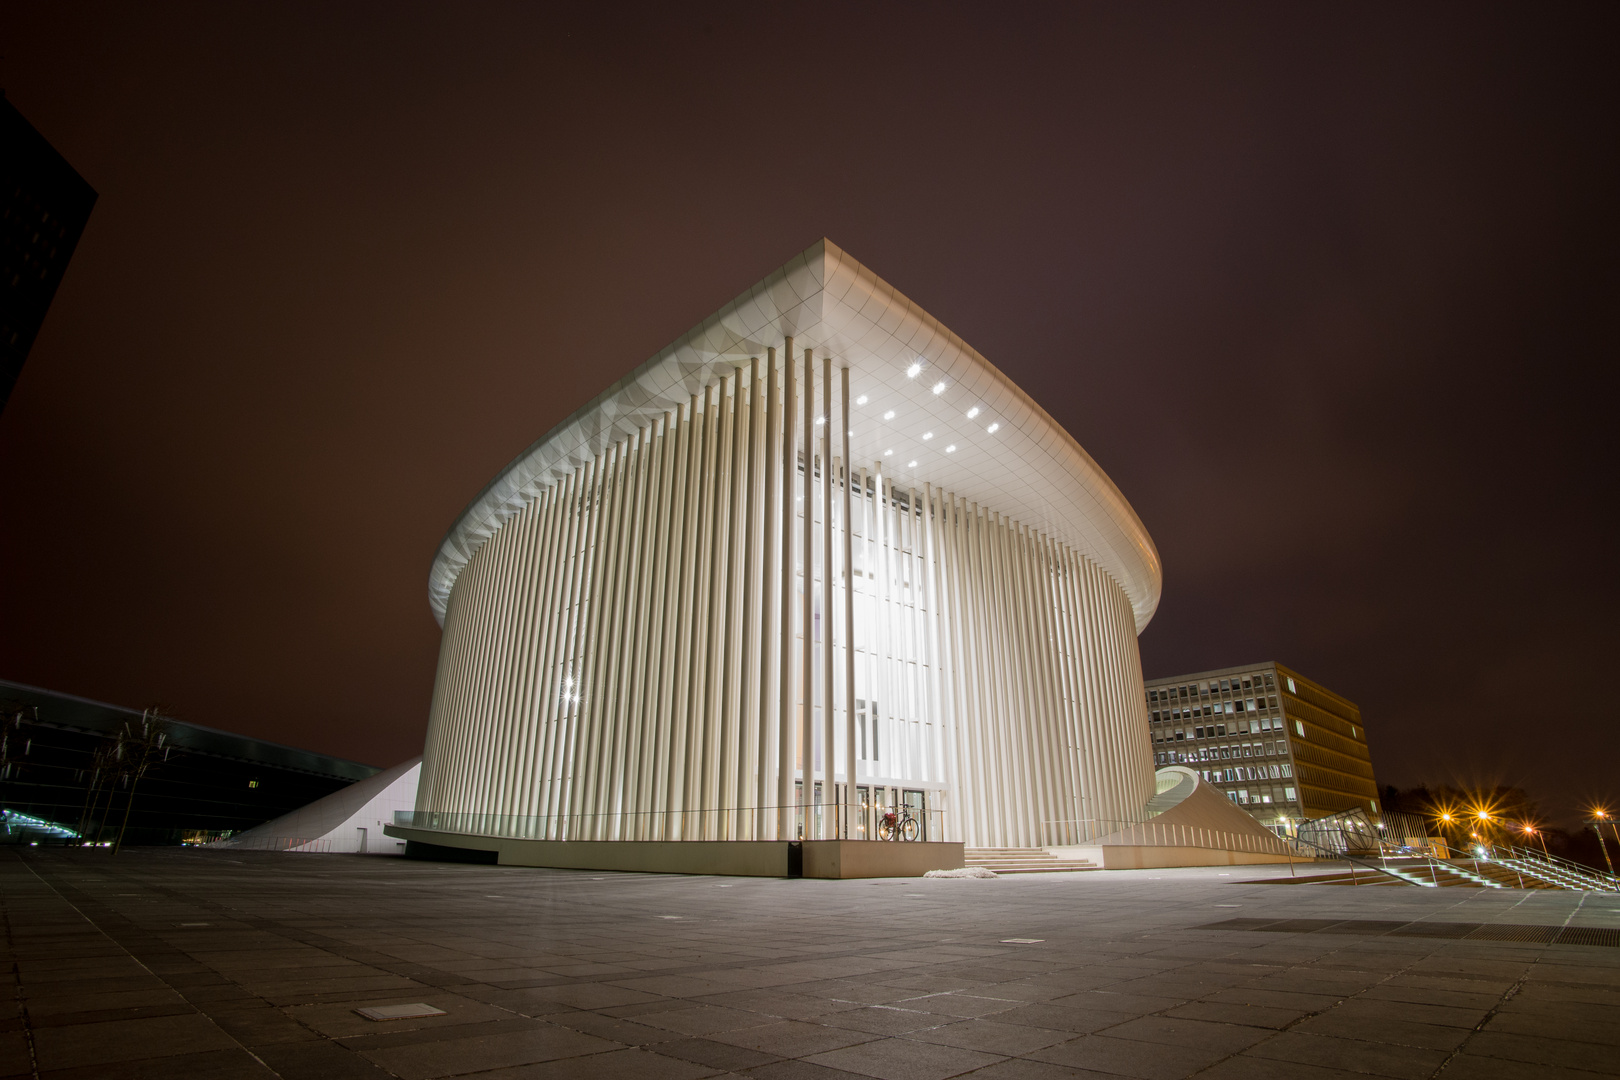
[
  {"x1": 1053, "y1": 844, "x2": 1298, "y2": 869},
  {"x1": 384, "y1": 824, "x2": 962, "y2": 878}
]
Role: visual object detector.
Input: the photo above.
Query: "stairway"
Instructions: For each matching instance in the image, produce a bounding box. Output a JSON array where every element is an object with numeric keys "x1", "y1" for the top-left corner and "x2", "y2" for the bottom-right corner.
[{"x1": 964, "y1": 847, "x2": 1099, "y2": 874}]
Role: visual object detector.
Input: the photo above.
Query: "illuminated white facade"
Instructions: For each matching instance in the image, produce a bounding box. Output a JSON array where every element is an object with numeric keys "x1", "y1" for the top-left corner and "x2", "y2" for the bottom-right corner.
[{"x1": 415, "y1": 240, "x2": 1163, "y2": 848}]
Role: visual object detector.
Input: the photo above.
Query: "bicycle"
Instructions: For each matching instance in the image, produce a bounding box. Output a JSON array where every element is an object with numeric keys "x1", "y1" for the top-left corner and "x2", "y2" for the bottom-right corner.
[{"x1": 877, "y1": 805, "x2": 920, "y2": 842}]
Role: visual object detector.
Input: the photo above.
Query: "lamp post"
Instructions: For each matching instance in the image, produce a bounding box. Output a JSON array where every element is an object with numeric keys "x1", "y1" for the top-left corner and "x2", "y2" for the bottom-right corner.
[
  {"x1": 1523, "y1": 824, "x2": 1549, "y2": 859},
  {"x1": 1593, "y1": 810, "x2": 1617, "y2": 886}
]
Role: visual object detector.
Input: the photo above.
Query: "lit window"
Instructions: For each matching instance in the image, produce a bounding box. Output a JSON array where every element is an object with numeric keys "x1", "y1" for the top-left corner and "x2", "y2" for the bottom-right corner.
[
  {"x1": 1287, "y1": 676, "x2": 1296, "y2": 693},
  {"x1": 1294, "y1": 720, "x2": 1304, "y2": 736},
  {"x1": 248, "y1": 780, "x2": 259, "y2": 789},
  {"x1": 966, "y1": 406, "x2": 980, "y2": 418}
]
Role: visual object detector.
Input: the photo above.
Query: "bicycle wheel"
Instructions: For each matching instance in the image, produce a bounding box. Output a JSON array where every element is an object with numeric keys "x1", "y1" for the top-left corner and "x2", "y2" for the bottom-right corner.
[
  {"x1": 900, "y1": 817, "x2": 920, "y2": 842},
  {"x1": 878, "y1": 819, "x2": 897, "y2": 841}
]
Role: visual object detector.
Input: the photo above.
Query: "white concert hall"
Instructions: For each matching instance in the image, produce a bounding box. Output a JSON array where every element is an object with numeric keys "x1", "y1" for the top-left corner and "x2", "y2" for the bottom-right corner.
[{"x1": 392, "y1": 240, "x2": 1285, "y2": 875}]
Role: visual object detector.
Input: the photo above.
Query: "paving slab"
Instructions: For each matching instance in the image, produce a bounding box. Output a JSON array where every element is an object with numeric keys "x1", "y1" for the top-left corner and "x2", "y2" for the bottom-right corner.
[{"x1": 3, "y1": 848, "x2": 1617, "y2": 1080}]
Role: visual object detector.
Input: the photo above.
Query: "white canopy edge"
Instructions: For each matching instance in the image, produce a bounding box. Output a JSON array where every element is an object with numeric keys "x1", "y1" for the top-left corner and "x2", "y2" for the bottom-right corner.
[{"x1": 429, "y1": 239, "x2": 1161, "y2": 630}]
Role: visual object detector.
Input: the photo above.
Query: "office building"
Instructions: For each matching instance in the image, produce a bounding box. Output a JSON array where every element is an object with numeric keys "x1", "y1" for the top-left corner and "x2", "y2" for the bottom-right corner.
[{"x1": 1143, "y1": 662, "x2": 1380, "y2": 827}]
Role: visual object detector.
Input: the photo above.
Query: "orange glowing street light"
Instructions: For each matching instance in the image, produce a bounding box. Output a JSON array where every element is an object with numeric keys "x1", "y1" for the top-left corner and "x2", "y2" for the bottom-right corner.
[{"x1": 1589, "y1": 808, "x2": 1617, "y2": 881}]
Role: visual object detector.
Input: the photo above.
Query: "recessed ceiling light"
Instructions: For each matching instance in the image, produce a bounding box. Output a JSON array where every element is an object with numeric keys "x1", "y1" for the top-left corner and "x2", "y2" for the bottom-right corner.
[
  {"x1": 922, "y1": 432, "x2": 933, "y2": 440},
  {"x1": 906, "y1": 362, "x2": 922, "y2": 378},
  {"x1": 932, "y1": 381, "x2": 946, "y2": 395},
  {"x1": 884, "y1": 449, "x2": 893, "y2": 456},
  {"x1": 945, "y1": 445, "x2": 956, "y2": 453},
  {"x1": 987, "y1": 422, "x2": 1000, "y2": 433},
  {"x1": 856, "y1": 395, "x2": 869, "y2": 405},
  {"x1": 966, "y1": 406, "x2": 980, "y2": 419},
  {"x1": 815, "y1": 415, "x2": 825, "y2": 425},
  {"x1": 906, "y1": 460, "x2": 918, "y2": 468},
  {"x1": 883, "y1": 410, "x2": 895, "y2": 420}
]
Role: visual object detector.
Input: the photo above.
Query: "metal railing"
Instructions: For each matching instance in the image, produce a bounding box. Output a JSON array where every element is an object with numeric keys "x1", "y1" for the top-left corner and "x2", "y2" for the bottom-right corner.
[
  {"x1": 392, "y1": 803, "x2": 947, "y2": 844},
  {"x1": 1490, "y1": 844, "x2": 1619, "y2": 892},
  {"x1": 1044, "y1": 815, "x2": 1297, "y2": 856},
  {"x1": 1279, "y1": 833, "x2": 1500, "y2": 888},
  {"x1": 211, "y1": 836, "x2": 333, "y2": 853}
]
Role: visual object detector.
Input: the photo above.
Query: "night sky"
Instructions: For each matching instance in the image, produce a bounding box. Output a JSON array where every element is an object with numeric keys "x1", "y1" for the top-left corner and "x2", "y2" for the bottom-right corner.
[{"x1": 2, "y1": 5, "x2": 1615, "y2": 827}]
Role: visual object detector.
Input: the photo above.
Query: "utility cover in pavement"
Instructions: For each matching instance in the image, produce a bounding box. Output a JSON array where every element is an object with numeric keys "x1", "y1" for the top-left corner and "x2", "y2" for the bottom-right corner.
[{"x1": 357, "y1": 1004, "x2": 447, "y2": 1021}]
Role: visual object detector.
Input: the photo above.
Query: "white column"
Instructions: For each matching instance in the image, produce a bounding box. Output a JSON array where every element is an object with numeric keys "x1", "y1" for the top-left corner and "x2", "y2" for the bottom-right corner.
[
  {"x1": 758, "y1": 351, "x2": 781, "y2": 841},
  {"x1": 840, "y1": 367, "x2": 856, "y2": 839},
  {"x1": 800, "y1": 347, "x2": 815, "y2": 840},
  {"x1": 776, "y1": 339, "x2": 795, "y2": 840},
  {"x1": 819, "y1": 355, "x2": 834, "y2": 839}
]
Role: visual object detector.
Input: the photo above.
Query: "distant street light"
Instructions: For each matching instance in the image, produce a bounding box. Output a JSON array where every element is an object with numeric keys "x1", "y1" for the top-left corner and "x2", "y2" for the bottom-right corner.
[{"x1": 1593, "y1": 809, "x2": 1618, "y2": 883}]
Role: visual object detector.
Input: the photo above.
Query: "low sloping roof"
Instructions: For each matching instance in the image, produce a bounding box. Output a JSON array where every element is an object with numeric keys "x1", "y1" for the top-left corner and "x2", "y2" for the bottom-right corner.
[{"x1": 430, "y1": 239, "x2": 1161, "y2": 630}]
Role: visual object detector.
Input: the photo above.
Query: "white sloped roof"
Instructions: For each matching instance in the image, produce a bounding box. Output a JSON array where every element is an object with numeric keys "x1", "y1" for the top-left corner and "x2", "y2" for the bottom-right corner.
[{"x1": 429, "y1": 239, "x2": 1161, "y2": 630}]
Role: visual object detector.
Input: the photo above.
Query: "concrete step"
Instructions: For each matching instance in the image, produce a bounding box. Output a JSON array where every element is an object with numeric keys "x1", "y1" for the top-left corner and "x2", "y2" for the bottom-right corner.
[{"x1": 963, "y1": 847, "x2": 1098, "y2": 873}]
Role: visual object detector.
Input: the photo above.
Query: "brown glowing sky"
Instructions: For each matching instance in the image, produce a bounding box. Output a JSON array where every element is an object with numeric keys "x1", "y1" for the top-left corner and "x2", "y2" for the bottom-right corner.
[{"x1": 2, "y1": 4, "x2": 1615, "y2": 826}]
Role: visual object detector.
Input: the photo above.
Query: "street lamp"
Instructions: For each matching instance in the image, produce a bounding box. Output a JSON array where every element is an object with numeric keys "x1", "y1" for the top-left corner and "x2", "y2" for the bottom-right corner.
[
  {"x1": 1593, "y1": 809, "x2": 1618, "y2": 883},
  {"x1": 1522, "y1": 824, "x2": 1549, "y2": 859}
]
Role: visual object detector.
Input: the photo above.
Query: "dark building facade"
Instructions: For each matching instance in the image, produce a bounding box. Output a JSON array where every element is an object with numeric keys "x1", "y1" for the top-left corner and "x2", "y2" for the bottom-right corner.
[
  {"x1": 0, "y1": 680, "x2": 376, "y2": 846},
  {"x1": 1, "y1": 92, "x2": 98, "y2": 414},
  {"x1": 1143, "y1": 662, "x2": 1380, "y2": 828}
]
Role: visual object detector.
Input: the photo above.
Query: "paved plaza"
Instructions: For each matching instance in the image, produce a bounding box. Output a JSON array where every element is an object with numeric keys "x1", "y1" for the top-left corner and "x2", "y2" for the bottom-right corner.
[{"x1": 2, "y1": 849, "x2": 1617, "y2": 1079}]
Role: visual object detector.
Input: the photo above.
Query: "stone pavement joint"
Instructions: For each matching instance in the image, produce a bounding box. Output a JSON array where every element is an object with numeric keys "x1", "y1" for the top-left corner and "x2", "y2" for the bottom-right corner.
[{"x1": 2, "y1": 848, "x2": 1616, "y2": 1079}]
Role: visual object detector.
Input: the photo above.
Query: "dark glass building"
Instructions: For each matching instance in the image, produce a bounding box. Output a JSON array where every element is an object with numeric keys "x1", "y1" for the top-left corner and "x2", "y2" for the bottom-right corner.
[
  {"x1": 0, "y1": 679, "x2": 377, "y2": 846},
  {"x1": 1, "y1": 92, "x2": 98, "y2": 414}
]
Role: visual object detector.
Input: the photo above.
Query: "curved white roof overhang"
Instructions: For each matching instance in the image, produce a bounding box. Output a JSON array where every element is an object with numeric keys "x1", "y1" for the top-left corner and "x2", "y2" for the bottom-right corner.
[{"x1": 429, "y1": 239, "x2": 1162, "y2": 631}]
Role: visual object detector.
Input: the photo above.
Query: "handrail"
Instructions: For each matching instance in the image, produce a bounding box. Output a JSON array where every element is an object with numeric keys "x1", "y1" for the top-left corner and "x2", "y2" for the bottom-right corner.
[
  {"x1": 1495, "y1": 844, "x2": 1619, "y2": 891},
  {"x1": 1281, "y1": 834, "x2": 1457, "y2": 888},
  {"x1": 1502, "y1": 843, "x2": 1618, "y2": 885}
]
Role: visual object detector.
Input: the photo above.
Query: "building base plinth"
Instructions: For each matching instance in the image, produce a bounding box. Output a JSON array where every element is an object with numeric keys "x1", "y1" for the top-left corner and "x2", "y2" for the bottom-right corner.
[
  {"x1": 1052, "y1": 844, "x2": 1299, "y2": 869},
  {"x1": 383, "y1": 825, "x2": 963, "y2": 878}
]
